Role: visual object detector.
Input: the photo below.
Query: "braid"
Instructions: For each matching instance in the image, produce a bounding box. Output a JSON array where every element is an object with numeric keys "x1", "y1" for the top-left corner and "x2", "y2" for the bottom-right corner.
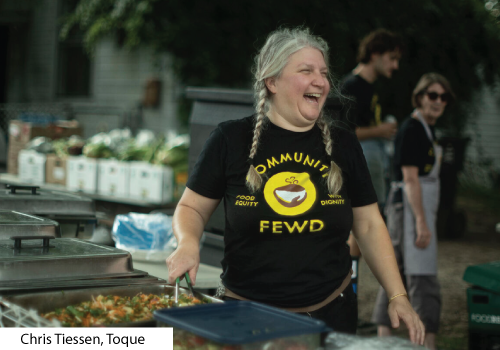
[
  {"x1": 317, "y1": 114, "x2": 343, "y2": 194},
  {"x1": 249, "y1": 87, "x2": 267, "y2": 159},
  {"x1": 317, "y1": 112, "x2": 333, "y2": 156},
  {"x1": 246, "y1": 83, "x2": 267, "y2": 193}
]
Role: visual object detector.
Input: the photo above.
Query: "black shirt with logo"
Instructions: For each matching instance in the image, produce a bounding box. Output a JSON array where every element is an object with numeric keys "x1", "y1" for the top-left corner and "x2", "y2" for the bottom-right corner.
[
  {"x1": 393, "y1": 116, "x2": 436, "y2": 182},
  {"x1": 341, "y1": 73, "x2": 382, "y2": 130},
  {"x1": 187, "y1": 116, "x2": 377, "y2": 307}
]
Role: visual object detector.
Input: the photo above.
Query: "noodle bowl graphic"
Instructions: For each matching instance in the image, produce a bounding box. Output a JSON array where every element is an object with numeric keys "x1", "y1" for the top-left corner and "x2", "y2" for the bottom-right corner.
[
  {"x1": 273, "y1": 177, "x2": 307, "y2": 207},
  {"x1": 264, "y1": 172, "x2": 316, "y2": 216}
]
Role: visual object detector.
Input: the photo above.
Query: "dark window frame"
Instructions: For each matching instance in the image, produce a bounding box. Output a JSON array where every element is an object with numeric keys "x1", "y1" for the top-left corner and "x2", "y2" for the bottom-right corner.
[{"x1": 56, "y1": 0, "x2": 92, "y2": 98}]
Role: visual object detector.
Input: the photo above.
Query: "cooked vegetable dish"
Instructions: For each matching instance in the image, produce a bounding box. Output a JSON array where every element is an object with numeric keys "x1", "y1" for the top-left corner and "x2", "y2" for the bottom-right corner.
[
  {"x1": 42, "y1": 293, "x2": 203, "y2": 327},
  {"x1": 173, "y1": 330, "x2": 313, "y2": 350}
]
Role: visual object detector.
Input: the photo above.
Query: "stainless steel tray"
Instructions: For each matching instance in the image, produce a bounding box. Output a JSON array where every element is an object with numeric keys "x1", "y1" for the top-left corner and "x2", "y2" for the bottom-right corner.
[
  {"x1": 1, "y1": 284, "x2": 222, "y2": 327},
  {"x1": 0, "y1": 210, "x2": 61, "y2": 239},
  {"x1": 0, "y1": 185, "x2": 96, "y2": 218},
  {"x1": 0, "y1": 269, "x2": 156, "y2": 292},
  {"x1": 0, "y1": 237, "x2": 133, "y2": 283}
]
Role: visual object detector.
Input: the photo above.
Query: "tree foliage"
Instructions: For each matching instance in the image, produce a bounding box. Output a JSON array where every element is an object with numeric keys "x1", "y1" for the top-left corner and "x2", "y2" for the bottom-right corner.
[{"x1": 62, "y1": 0, "x2": 500, "y2": 134}]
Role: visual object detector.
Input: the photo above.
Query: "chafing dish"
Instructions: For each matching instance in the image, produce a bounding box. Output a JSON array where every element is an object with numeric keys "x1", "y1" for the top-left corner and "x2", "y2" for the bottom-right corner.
[
  {"x1": 0, "y1": 236, "x2": 164, "y2": 293},
  {"x1": 0, "y1": 185, "x2": 96, "y2": 238},
  {"x1": 0, "y1": 284, "x2": 222, "y2": 327},
  {"x1": 0, "y1": 210, "x2": 60, "y2": 239}
]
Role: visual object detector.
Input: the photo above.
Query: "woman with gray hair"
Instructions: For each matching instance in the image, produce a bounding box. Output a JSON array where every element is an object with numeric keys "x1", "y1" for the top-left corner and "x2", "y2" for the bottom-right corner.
[{"x1": 167, "y1": 27, "x2": 424, "y2": 343}]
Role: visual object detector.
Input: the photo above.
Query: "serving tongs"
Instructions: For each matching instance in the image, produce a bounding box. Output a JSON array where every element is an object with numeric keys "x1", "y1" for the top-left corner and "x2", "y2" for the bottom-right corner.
[
  {"x1": 184, "y1": 272, "x2": 206, "y2": 302},
  {"x1": 173, "y1": 277, "x2": 180, "y2": 307}
]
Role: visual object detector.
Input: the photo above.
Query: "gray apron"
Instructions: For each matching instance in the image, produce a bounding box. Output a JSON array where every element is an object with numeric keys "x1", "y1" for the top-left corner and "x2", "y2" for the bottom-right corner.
[{"x1": 386, "y1": 110, "x2": 442, "y2": 275}]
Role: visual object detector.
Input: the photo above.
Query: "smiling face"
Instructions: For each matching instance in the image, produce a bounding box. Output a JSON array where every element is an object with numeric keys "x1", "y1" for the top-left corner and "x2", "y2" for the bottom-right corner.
[
  {"x1": 372, "y1": 49, "x2": 401, "y2": 79},
  {"x1": 419, "y1": 83, "x2": 448, "y2": 125},
  {"x1": 265, "y1": 47, "x2": 330, "y2": 132}
]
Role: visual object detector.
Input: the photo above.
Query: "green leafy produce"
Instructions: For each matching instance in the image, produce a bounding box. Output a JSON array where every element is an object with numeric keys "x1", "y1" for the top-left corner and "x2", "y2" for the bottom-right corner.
[
  {"x1": 52, "y1": 139, "x2": 69, "y2": 158},
  {"x1": 51, "y1": 137, "x2": 85, "y2": 157},
  {"x1": 83, "y1": 142, "x2": 114, "y2": 159},
  {"x1": 153, "y1": 144, "x2": 188, "y2": 169},
  {"x1": 116, "y1": 142, "x2": 150, "y2": 161}
]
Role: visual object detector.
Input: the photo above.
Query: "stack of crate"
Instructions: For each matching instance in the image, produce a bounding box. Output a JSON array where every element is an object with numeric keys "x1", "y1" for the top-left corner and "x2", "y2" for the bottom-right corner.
[{"x1": 463, "y1": 261, "x2": 500, "y2": 350}]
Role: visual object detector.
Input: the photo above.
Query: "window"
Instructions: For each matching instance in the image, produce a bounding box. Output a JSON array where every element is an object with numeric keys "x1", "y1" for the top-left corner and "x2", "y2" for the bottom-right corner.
[{"x1": 56, "y1": 0, "x2": 91, "y2": 97}]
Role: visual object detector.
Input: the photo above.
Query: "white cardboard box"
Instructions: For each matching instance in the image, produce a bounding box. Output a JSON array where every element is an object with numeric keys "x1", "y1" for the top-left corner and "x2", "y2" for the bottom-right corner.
[
  {"x1": 67, "y1": 156, "x2": 99, "y2": 193},
  {"x1": 98, "y1": 159, "x2": 130, "y2": 197},
  {"x1": 18, "y1": 150, "x2": 46, "y2": 184},
  {"x1": 129, "y1": 162, "x2": 174, "y2": 204}
]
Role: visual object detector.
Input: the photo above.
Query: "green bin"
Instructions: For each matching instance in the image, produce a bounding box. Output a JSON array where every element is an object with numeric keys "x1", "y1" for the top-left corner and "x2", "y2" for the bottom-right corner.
[{"x1": 463, "y1": 261, "x2": 500, "y2": 349}]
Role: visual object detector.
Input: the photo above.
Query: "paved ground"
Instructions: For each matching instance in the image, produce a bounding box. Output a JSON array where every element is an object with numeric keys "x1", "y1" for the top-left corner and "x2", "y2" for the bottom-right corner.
[{"x1": 356, "y1": 191, "x2": 500, "y2": 350}]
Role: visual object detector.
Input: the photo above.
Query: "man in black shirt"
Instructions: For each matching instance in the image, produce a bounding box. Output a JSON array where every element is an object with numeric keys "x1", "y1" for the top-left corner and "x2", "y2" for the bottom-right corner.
[
  {"x1": 342, "y1": 29, "x2": 403, "y2": 207},
  {"x1": 341, "y1": 29, "x2": 403, "y2": 294}
]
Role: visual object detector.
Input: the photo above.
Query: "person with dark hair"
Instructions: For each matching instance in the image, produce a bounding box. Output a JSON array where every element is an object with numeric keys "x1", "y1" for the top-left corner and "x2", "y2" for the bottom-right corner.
[
  {"x1": 166, "y1": 27, "x2": 424, "y2": 344},
  {"x1": 372, "y1": 73, "x2": 455, "y2": 350},
  {"x1": 341, "y1": 29, "x2": 403, "y2": 294},
  {"x1": 342, "y1": 28, "x2": 403, "y2": 203}
]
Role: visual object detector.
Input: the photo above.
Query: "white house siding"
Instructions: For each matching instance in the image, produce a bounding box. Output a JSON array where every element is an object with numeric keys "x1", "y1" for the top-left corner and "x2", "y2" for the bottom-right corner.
[
  {"x1": 463, "y1": 84, "x2": 500, "y2": 186},
  {"x1": 3, "y1": 0, "x2": 181, "y2": 138},
  {"x1": 78, "y1": 36, "x2": 181, "y2": 137}
]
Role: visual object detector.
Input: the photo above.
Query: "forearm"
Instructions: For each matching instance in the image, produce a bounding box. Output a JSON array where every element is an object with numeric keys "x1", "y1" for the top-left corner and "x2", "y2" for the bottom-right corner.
[
  {"x1": 404, "y1": 179, "x2": 426, "y2": 221},
  {"x1": 352, "y1": 206, "x2": 406, "y2": 297},
  {"x1": 172, "y1": 204, "x2": 206, "y2": 248},
  {"x1": 356, "y1": 126, "x2": 380, "y2": 140}
]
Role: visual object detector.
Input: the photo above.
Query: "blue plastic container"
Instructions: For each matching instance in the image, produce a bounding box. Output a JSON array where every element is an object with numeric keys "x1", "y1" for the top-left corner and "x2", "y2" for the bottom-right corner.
[
  {"x1": 154, "y1": 301, "x2": 331, "y2": 349},
  {"x1": 18, "y1": 113, "x2": 61, "y2": 125}
]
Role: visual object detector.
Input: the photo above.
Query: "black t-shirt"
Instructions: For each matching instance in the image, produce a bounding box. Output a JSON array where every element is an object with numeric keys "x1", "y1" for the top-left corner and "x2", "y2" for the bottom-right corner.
[
  {"x1": 187, "y1": 116, "x2": 377, "y2": 307},
  {"x1": 341, "y1": 73, "x2": 382, "y2": 130},
  {"x1": 393, "y1": 116, "x2": 437, "y2": 182}
]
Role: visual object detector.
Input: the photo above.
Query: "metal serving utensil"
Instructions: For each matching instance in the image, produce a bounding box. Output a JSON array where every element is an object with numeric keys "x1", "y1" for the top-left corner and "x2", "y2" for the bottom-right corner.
[
  {"x1": 184, "y1": 272, "x2": 206, "y2": 301},
  {"x1": 184, "y1": 272, "x2": 195, "y2": 297},
  {"x1": 173, "y1": 277, "x2": 180, "y2": 307}
]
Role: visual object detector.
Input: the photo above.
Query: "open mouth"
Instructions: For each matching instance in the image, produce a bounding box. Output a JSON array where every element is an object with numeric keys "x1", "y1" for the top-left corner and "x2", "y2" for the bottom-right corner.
[
  {"x1": 274, "y1": 184, "x2": 307, "y2": 207},
  {"x1": 304, "y1": 93, "x2": 321, "y2": 104}
]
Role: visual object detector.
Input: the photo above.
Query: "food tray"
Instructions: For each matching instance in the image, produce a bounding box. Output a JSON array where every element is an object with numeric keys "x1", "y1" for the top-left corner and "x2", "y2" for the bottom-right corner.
[
  {"x1": 154, "y1": 301, "x2": 331, "y2": 349},
  {"x1": 0, "y1": 237, "x2": 134, "y2": 283},
  {"x1": 0, "y1": 284, "x2": 222, "y2": 327},
  {"x1": 0, "y1": 185, "x2": 97, "y2": 238},
  {"x1": 0, "y1": 185, "x2": 95, "y2": 217},
  {"x1": 0, "y1": 271, "x2": 164, "y2": 293},
  {"x1": 0, "y1": 210, "x2": 60, "y2": 239}
]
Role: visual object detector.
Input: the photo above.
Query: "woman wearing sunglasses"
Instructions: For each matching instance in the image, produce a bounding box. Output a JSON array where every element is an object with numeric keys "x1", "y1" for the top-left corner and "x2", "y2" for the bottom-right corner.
[{"x1": 372, "y1": 73, "x2": 455, "y2": 350}]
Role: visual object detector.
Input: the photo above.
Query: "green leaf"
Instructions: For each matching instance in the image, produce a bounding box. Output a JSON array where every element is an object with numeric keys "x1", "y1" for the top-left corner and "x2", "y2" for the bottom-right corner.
[{"x1": 66, "y1": 305, "x2": 84, "y2": 318}]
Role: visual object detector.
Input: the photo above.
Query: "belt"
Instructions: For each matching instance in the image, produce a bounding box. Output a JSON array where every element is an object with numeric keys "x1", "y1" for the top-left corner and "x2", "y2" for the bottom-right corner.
[{"x1": 223, "y1": 270, "x2": 352, "y2": 313}]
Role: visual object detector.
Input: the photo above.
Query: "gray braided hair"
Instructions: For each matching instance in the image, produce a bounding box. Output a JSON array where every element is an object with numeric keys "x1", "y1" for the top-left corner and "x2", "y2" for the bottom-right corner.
[{"x1": 246, "y1": 27, "x2": 343, "y2": 194}]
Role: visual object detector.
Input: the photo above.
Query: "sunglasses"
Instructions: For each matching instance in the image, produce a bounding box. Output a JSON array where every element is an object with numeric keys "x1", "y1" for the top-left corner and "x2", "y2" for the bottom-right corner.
[{"x1": 425, "y1": 91, "x2": 450, "y2": 103}]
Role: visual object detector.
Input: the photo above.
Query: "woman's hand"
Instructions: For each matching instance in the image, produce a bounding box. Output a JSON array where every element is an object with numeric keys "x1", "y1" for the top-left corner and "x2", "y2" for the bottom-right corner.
[
  {"x1": 415, "y1": 218, "x2": 432, "y2": 249},
  {"x1": 166, "y1": 240, "x2": 201, "y2": 286},
  {"x1": 388, "y1": 295, "x2": 425, "y2": 345}
]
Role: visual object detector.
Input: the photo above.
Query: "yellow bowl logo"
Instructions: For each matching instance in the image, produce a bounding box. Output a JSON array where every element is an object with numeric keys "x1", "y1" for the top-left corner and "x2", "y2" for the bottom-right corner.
[{"x1": 264, "y1": 172, "x2": 316, "y2": 216}]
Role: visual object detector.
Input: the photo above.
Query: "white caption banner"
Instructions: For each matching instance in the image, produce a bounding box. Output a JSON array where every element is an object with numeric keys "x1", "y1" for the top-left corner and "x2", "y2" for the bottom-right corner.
[{"x1": 0, "y1": 328, "x2": 173, "y2": 350}]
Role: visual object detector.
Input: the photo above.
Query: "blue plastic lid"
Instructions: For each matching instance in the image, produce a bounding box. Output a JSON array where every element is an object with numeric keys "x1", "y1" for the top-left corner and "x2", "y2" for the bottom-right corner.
[{"x1": 154, "y1": 301, "x2": 331, "y2": 344}]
